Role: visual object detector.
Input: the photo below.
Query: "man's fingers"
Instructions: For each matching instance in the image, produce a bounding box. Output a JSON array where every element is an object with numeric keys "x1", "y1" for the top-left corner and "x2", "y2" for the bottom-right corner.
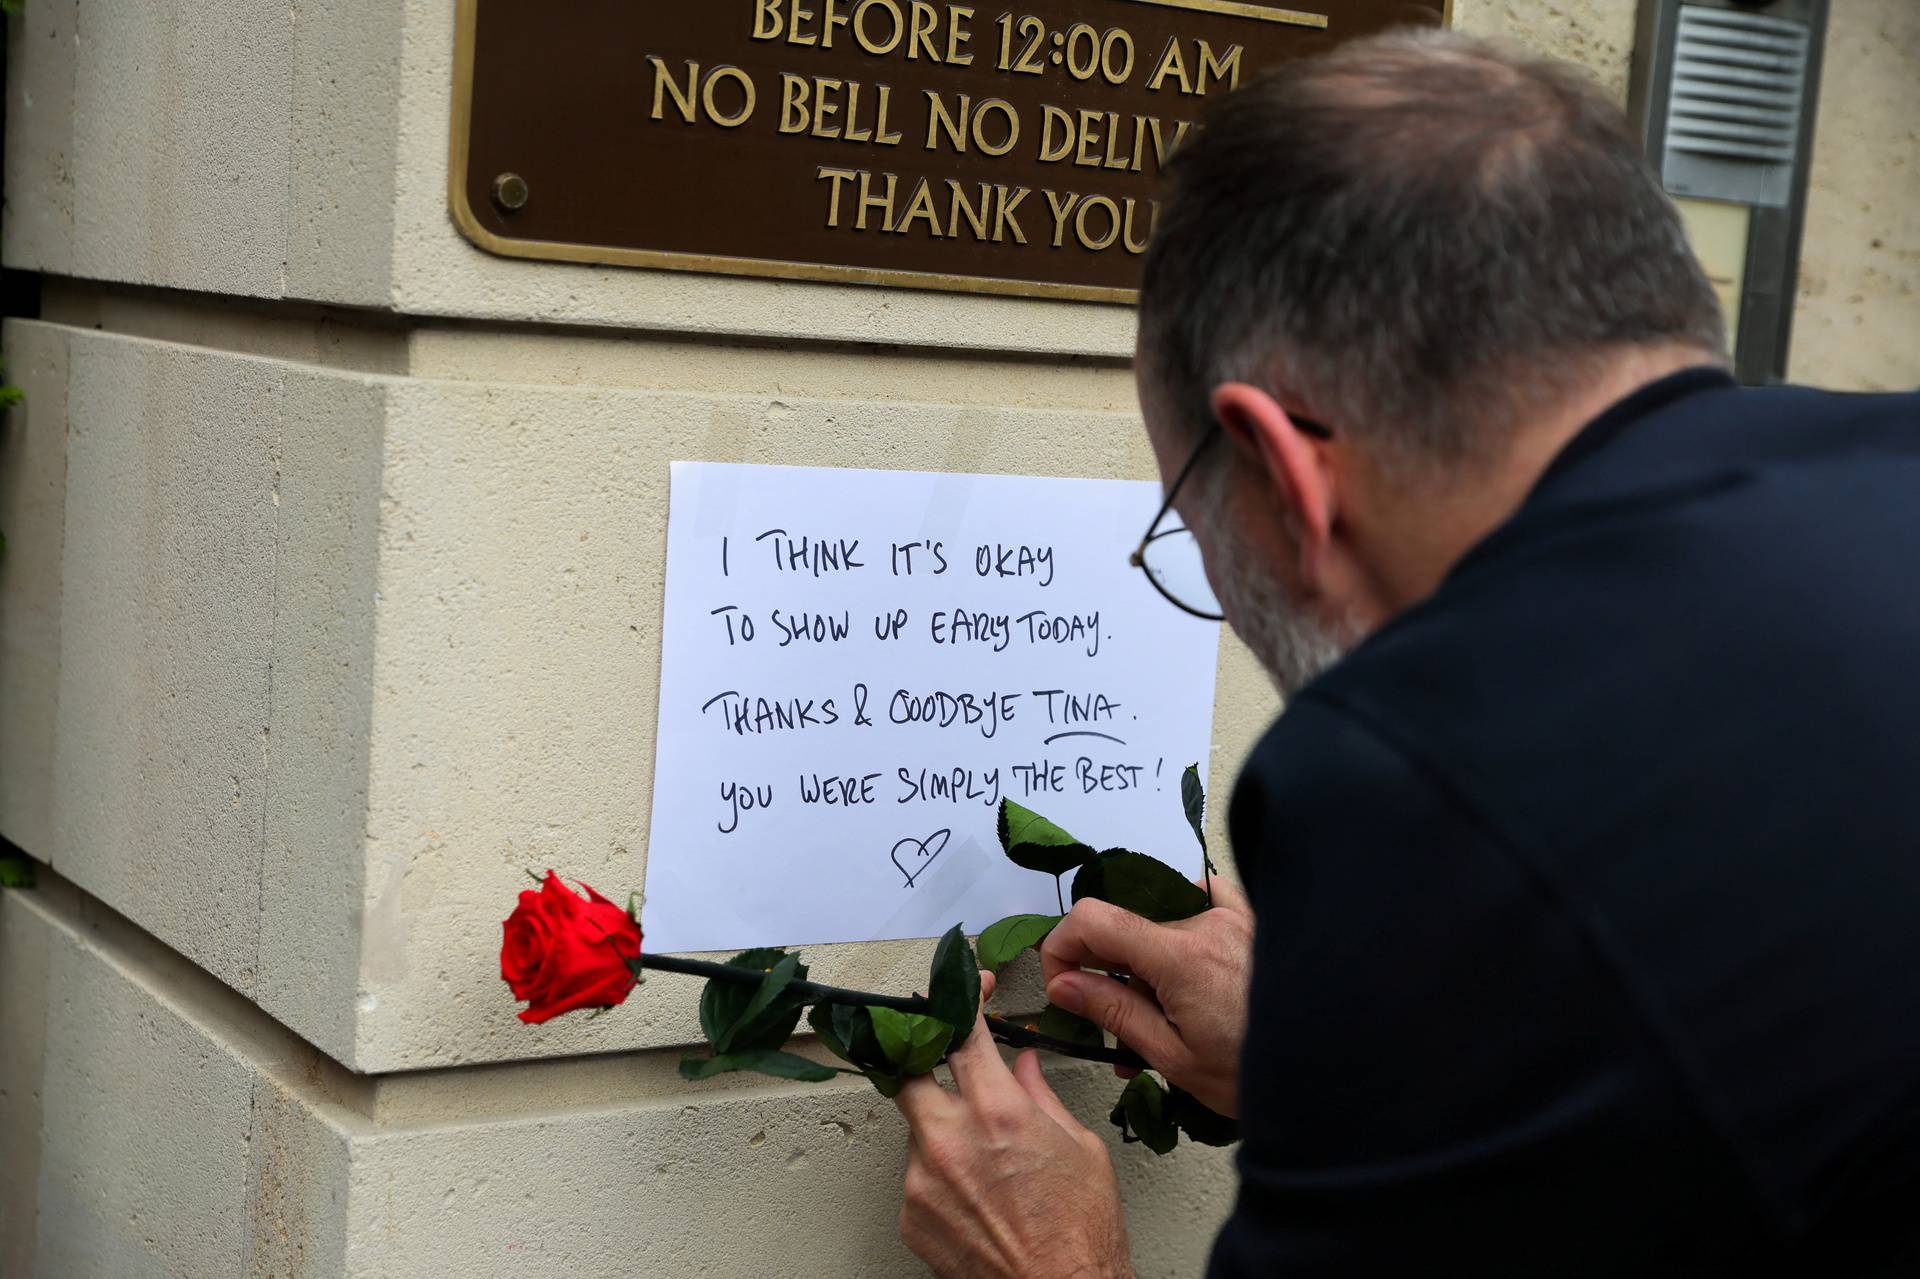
[
  {"x1": 1012, "y1": 1049, "x2": 1079, "y2": 1129},
  {"x1": 1196, "y1": 873, "x2": 1252, "y2": 915},
  {"x1": 1041, "y1": 897, "x2": 1178, "y2": 988},
  {"x1": 1046, "y1": 969, "x2": 1188, "y2": 1073},
  {"x1": 894, "y1": 1071, "x2": 956, "y2": 1130},
  {"x1": 945, "y1": 969, "x2": 1018, "y2": 1099}
]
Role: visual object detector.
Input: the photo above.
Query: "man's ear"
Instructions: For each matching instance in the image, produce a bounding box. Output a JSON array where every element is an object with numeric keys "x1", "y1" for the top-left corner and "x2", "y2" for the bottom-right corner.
[{"x1": 1210, "y1": 382, "x2": 1338, "y2": 577}]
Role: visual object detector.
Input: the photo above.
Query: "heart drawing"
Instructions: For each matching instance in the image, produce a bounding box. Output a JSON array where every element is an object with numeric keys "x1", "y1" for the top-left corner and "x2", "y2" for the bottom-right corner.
[{"x1": 890, "y1": 828, "x2": 953, "y2": 888}]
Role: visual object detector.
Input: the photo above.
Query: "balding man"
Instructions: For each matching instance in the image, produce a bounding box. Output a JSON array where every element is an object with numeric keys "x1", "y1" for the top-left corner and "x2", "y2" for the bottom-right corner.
[{"x1": 892, "y1": 27, "x2": 1920, "y2": 1278}]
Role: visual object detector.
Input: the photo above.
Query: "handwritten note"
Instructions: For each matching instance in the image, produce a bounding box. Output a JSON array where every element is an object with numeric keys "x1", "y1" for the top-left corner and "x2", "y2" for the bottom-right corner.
[{"x1": 641, "y1": 462, "x2": 1220, "y2": 955}]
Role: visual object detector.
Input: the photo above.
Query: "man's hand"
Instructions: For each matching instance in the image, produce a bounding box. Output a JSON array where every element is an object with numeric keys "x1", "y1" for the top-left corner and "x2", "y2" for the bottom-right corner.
[
  {"x1": 1041, "y1": 878, "x2": 1255, "y2": 1118},
  {"x1": 895, "y1": 972, "x2": 1134, "y2": 1279}
]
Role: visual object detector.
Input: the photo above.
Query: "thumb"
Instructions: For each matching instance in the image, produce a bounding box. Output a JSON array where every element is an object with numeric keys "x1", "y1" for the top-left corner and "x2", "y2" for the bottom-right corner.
[
  {"x1": 1047, "y1": 971, "x2": 1187, "y2": 1074},
  {"x1": 1012, "y1": 1049, "x2": 1080, "y2": 1130}
]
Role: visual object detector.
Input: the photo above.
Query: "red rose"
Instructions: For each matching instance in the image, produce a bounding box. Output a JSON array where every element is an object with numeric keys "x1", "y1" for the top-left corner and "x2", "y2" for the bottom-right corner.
[{"x1": 501, "y1": 871, "x2": 643, "y2": 1024}]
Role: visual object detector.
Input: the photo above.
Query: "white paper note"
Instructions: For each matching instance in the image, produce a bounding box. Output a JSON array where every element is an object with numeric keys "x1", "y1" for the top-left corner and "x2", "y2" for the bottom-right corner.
[{"x1": 642, "y1": 462, "x2": 1221, "y2": 955}]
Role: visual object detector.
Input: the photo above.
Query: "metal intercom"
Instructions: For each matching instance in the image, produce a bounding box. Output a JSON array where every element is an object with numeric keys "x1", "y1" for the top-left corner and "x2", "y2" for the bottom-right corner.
[{"x1": 1629, "y1": 0, "x2": 1829, "y2": 385}]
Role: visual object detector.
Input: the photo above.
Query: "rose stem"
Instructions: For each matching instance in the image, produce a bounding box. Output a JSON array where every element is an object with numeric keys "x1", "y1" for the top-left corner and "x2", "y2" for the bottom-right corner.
[{"x1": 634, "y1": 952, "x2": 1147, "y2": 1070}]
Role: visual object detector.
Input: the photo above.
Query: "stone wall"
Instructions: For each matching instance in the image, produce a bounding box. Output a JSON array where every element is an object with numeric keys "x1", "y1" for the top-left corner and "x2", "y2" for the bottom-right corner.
[{"x1": 1, "y1": 1, "x2": 1913, "y2": 1275}]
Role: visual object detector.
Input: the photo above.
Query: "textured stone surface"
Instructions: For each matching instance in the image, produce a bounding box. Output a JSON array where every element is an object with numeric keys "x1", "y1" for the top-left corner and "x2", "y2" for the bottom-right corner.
[
  {"x1": 0, "y1": 323, "x2": 67, "y2": 857},
  {"x1": 1451, "y1": 0, "x2": 1637, "y2": 101},
  {"x1": 1790, "y1": 0, "x2": 1920, "y2": 391},
  {"x1": 52, "y1": 328, "x2": 281, "y2": 992},
  {"x1": 1, "y1": 877, "x2": 1233, "y2": 1278},
  {"x1": 1, "y1": 316, "x2": 1279, "y2": 1072}
]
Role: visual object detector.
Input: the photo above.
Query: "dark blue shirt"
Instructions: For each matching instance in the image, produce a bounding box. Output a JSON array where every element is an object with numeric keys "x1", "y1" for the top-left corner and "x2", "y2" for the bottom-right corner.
[{"x1": 1212, "y1": 370, "x2": 1920, "y2": 1276}]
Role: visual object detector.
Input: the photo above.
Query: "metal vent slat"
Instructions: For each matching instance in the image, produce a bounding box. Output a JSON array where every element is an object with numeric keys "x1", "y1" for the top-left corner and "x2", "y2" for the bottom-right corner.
[{"x1": 1661, "y1": 4, "x2": 1809, "y2": 197}]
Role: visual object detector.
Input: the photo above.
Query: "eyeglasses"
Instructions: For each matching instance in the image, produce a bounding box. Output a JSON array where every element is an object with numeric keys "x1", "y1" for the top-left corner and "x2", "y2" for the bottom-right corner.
[{"x1": 1129, "y1": 413, "x2": 1332, "y2": 622}]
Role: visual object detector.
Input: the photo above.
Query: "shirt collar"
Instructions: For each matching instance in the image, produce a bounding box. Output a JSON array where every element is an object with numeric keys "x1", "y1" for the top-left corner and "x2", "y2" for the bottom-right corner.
[{"x1": 1527, "y1": 364, "x2": 1738, "y2": 500}]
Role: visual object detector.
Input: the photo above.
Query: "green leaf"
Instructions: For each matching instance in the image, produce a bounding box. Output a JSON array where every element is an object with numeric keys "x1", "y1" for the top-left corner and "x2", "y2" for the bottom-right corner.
[
  {"x1": 0, "y1": 385, "x2": 23, "y2": 410},
  {"x1": 1167, "y1": 1085, "x2": 1241, "y2": 1147},
  {"x1": 714, "y1": 954, "x2": 800, "y2": 1054},
  {"x1": 1036, "y1": 1002, "x2": 1103, "y2": 1049},
  {"x1": 0, "y1": 848, "x2": 36, "y2": 889},
  {"x1": 700, "y1": 947, "x2": 807, "y2": 1054},
  {"x1": 1109, "y1": 1074, "x2": 1179, "y2": 1155},
  {"x1": 678, "y1": 1049, "x2": 839, "y2": 1083},
  {"x1": 1181, "y1": 765, "x2": 1209, "y2": 855},
  {"x1": 1183, "y1": 765, "x2": 1220, "y2": 891},
  {"x1": 975, "y1": 913, "x2": 1061, "y2": 975},
  {"x1": 1071, "y1": 850, "x2": 1210, "y2": 922},
  {"x1": 998, "y1": 799, "x2": 1096, "y2": 877},
  {"x1": 867, "y1": 1006, "x2": 954, "y2": 1075},
  {"x1": 926, "y1": 923, "x2": 981, "y2": 1047},
  {"x1": 809, "y1": 1003, "x2": 906, "y2": 1096}
]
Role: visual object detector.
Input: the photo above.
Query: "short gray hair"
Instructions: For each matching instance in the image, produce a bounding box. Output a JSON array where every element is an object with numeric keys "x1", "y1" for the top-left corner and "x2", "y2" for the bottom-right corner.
[{"x1": 1138, "y1": 29, "x2": 1727, "y2": 474}]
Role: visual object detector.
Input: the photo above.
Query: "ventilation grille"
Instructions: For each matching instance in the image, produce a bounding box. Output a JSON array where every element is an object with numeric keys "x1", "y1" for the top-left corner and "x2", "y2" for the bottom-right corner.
[{"x1": 1661, "y1": 5, "x2": 1810, "y2": 208}]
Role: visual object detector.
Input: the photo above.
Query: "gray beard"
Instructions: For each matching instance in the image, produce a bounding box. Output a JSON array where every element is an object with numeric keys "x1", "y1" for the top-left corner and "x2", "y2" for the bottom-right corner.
[{"x1": 1214, "y1": 550, "x2": 1352, "y2": 700}]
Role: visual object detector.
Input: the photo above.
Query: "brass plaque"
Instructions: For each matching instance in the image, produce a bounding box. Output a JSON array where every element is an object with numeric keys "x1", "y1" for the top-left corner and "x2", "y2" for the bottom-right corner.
[{"x1": 451, "y1": 0, "x2": 1449, "y2": 304}]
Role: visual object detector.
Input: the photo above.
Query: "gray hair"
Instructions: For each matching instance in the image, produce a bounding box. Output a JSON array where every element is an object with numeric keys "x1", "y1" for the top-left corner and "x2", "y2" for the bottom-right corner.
[{"x1": 1138, "y1": 28, "x2": 1727, "y2": 476}]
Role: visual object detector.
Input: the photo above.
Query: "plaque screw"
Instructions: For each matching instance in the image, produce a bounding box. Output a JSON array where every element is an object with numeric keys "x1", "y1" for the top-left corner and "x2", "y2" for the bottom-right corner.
[{"x1": 491, "y1": 172, "x2": 529, "y2": 213}]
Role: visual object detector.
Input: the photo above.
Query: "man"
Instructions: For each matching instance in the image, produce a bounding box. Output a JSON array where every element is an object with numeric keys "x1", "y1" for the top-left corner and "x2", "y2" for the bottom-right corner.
[{"x1": 892, "y1": 27, "x2": 1920, "y2": 1277}]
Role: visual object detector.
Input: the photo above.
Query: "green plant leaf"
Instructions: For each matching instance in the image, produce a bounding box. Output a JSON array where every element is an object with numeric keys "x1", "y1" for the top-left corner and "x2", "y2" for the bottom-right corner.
[
  {"x1": 713, "y1": 954, "x2": 800, "y2": 1054},
  {"x1": 867, "y1": 1006, "x2": 955, "y2": 1075},
  {"x1": 0, "y1": 848, "x2": 35, "y2": 889},
  {"x1": 700, "y1": 947, "x2": 807, "y2": 1054},
  {"x1": 678, "y1": 1049, "x2": 839, "y2": 1083},
  {"x1": 975, "y1": 913, "x2": 1061, "y2": 975},
  {"x1": 809, "y1": 1003, "x2": 906, "y2": 1096},
  {"x1": 1109, "y1": 1074, "x2": 1179, "y2": 1155},
  {"x1": 998, "y1": 799, "x2": 1096, "y2": 876},
  {"x1": 1181, "y1": 765, "x2": 1209, "y2": 855},
  {"x1": 0, "y1": 385, "x2": 22, "y2": 409},
  {"x1": 1167, "y1": 1085, "x2": 1240, "y2": 1147},
  {"x1": 1036, "y1": 1002, "x2": 1103, "y2": 1049},
  {"x1": 926, "y1": 923, "x2": 981, "y2": 1046},
  {"x1": 1071, "y1": 850, "x2": 1210, "y2": 922}
]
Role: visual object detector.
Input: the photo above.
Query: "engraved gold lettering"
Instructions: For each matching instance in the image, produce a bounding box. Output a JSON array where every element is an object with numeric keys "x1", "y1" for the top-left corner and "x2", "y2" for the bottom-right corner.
[
  {"x1": 909, "y1": 2, "x2": 941, "y2": 59},
  {"x1": 947, "y1": 5, "x2": 976, "y2": 65},
  {"x1": 1074, "y1": 108, "x2": 1105, "y2": 167},
  {"x1": 1122, "y1": 196, "x2": 1156, "y2": 254},
  {"x1": 1044, "y1": 189, "x2": 1081, "y2": 248},
  {"x1": 946, "y1": 179, "x2": 990, "y2": 239},
  {"x1": 1198, "y1": 40, "x2": 1243, "y2": 93},
  {"x1": 896, "y1": 176, "x2": 945, "y2": 236},
  {"x1": 752, "y1": 0, "x2": 783, "y2": 40},
  {"x1": 702, "y1": 66, "x2": 757, "y2": 128},
  {"x1": 1038, "y1": 105, "x2": 1074, "y2": 163},
  {"x1": 993, "y1": 184, "x2": 1030, "y2": 244},
  {"x1": 873, "y1": 84, "x2": 904, "y2": 144},
  {"x1": 648, "y1": 56, "x2": 700, "y2": 123},
  {"x1": 1146, "y1": 37, "x2": 1191, "y2": 94},
  {"x1": 854, "y1": 0, "x2": 905, "y2": 54},
  {"x1": 1075, "y1": 193, "x2": 1121, "y2": 250},
  {"x1": 856, "y1": 169, "x2": 899, "y2": 230},
  {"x1": 780, "y1": 72, "x2": 812, "y2": 134},
  {"x1": 817, "y1": 165, "x2": 859, "y2": 226},
  {"x1": 791, "y1": 0, "x2": 818, "y2": 45},
  {"x1": 973, "y1": 97, "x2": 1019, "y2": 156}
]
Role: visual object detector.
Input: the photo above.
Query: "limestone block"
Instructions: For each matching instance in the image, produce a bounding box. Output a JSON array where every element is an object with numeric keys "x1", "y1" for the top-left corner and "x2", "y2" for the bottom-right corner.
[
  {"x1": 1, "y1": 0, "x2": 402, "y2": 308},
  {"x1": 3, "y1": 316, "x2": 1279, "y2": 1072},
  {"x1": 2, "y1": 878, "x2": 1235, "y2": 1278},
  {"x1": 0, "y1": 882, "x2": 360, "y2": 1279},
  {"x1": 18, "y1": 323, "x2": 382, "y2": 1052},
  {"x1": 1450, "y1": 0, "x2": 1638, "y2": 102},
  {"x1": 351, "y1": 374, "x2": 1265, "y2": 1070},
  {"x1": 1790, "y1": 0, "x2": 1920, "y2": 392},
  {"x1": 0, "y1": 321, "x2": 68, "y2": 855},
  {"x1": 52, "y1": 326, "x2": 281, "y2": 992}
]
